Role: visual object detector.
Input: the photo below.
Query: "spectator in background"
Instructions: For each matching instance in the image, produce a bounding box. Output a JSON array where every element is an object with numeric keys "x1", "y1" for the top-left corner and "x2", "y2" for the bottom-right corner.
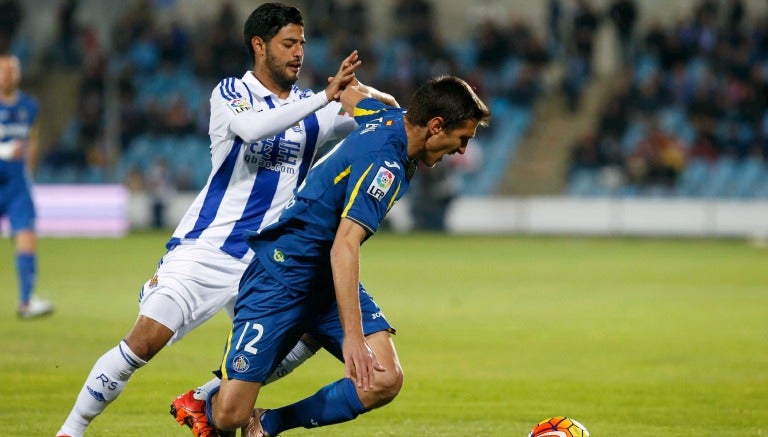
[
  {"x1": 0, "y1": 54, "x2": 54, "y2": 319},
  {"x1": 724, "y1": 0, "x2": 745, "y2": 33},
  {"x1": 411, "y1": 163, "x2": 458, "y2": 231},
  {"x1": 48, "y1": 0, "x2": 82, "y2": 68},
  {"x1": 608, "y1": 0, "x2": 638, "y2": 68},
  {"x1": 476, "y1": 20, "x2": 510, "y2": 73},
  {"x1": 116, "y1": 74, "x2": 145, "y2": 152},
  {"x1": 561, "y1": 44, "x2": 589, "y2": 112},
  {"x1": 147, "y1": 158, "x2": 172, "y2": 229},
  {"x1": 393, "y1": 0, "x2": 434, "y2": 46},
  {"x1": 547, "y1": 0, "x2": 563, "y2": 57},
  {"x1": 0, "y1": 0, "x2": 23, "y2": 54},
  {"x1": 568, "y1": 129, "x2": 603, "y2": 177},
  {"x1": 572, "y1": 0, "x2": 601, "y2": 76},
  {"x1": 626, "y1": 121, "x2": 686, "y2": 189}
]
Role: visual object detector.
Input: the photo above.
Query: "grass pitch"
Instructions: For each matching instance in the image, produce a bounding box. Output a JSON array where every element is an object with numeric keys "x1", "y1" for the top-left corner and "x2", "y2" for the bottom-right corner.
[{"x1": 1, "y1": 231, "x2": 766, "y2": 436}]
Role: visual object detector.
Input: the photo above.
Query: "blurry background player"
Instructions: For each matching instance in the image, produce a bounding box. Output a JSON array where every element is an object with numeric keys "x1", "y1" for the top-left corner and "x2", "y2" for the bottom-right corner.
[
  {"x1": 0, "y1": 54, "x2": 54, "y2": 319},
  {"x1": 56, "y1": 3, "x2": 396, "y2": 437}
]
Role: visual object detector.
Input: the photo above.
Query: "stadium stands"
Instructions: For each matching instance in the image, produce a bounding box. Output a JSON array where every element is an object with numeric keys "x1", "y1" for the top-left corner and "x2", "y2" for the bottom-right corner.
[
  {"x1": 566, "y1": 0, "x2": 768, "y2": 198},
  {"x1": 9, "y1": 0, "x2": 766, "y2": 201}
]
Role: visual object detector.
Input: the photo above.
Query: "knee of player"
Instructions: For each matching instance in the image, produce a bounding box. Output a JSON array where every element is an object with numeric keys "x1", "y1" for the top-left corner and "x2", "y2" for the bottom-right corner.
[
  {"x1": 212, "y1": 402, "x2": 251, "y2": 430},
  {"x1": 122, "y1": 337, "x2": 162, "y2": 362},
  {"x1": 372, "y1": 364, "x2": 404, "y2": 405}
]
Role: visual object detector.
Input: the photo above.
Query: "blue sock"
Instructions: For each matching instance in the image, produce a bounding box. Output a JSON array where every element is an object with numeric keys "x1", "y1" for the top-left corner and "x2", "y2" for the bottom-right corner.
[
  {"x1": 205, "y1": 385, "x2": 221, "y2": 427},
  {"x1": 16, "y1": 253, "x2": 36, "y2": 305},
  {"x1": 261, "y1": 378, "x2": 367, "y2": 435}
]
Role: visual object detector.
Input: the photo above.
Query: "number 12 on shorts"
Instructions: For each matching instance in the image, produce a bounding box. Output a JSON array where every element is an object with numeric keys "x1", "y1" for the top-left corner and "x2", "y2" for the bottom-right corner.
[{"x1": 235, "y1": 321, "x2": 264, "y2": 354}]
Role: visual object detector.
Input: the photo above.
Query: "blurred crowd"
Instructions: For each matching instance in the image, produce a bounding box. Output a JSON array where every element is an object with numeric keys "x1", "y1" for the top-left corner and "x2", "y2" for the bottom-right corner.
[
  {"x1": 3, "y1": 0, "x2": 766, "y2": 214},
  {"x1": 2, "y1": 0, "x2": 558, "y2": 229},
  {"x1": 568, "y1": 0, "x2": 768, "y2": 196}
]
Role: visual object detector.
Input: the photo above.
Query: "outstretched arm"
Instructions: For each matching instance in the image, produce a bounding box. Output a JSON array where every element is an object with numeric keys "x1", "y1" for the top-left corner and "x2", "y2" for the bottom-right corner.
[
  {"x1": 228, "y1": 51, "x2": 361, "y2": 144},
  {"x1": 330, "y1": 218, "x2": 385, "y2": 392}
]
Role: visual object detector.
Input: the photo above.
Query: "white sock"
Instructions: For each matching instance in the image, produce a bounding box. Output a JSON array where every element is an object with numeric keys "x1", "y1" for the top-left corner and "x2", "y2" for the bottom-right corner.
[
  {"x1": 193, "y1": 377, "x2": 221, "y2": 401},
  {"x1": 263, "y1": 339, "x2": 316, "y2": 385},
  {"x1": 56, "y1": 340, "x2": 147, "y2": 437}
]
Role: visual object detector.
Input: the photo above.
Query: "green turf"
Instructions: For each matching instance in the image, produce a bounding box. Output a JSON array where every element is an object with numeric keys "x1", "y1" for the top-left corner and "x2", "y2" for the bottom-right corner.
[{"x1": 1, "y1": 231, "x2": 766, "y2": 436}]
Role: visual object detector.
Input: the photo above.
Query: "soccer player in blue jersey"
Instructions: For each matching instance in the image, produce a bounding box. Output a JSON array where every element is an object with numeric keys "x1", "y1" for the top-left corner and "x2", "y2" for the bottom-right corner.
[
  {"x1": 198, "y1": 76, "x2": 491, "y2": 436},
  {"x1": 56, "y1": 3, "x2": 397, "y2": 437},
  {"x1": 0, "y1": 54, "x2": 54, "y2": 319}
]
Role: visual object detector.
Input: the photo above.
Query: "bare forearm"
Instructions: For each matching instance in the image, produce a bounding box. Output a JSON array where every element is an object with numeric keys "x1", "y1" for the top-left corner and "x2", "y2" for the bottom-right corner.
[
  {"x1": 357, "y1": 81, "x2": 399, "y2": 107},
  {"x1": 330, "y1": 237, "x2": 363, "y2": 338}
]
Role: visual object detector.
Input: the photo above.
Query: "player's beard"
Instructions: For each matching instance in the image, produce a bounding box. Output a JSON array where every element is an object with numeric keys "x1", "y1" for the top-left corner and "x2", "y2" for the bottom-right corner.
[{"x1": 265, "y1": 47, "x2": 299, "y2": 93}]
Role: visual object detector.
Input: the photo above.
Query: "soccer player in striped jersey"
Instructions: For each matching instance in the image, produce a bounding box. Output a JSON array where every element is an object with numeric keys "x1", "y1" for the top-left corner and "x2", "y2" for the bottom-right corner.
[
  {"x1": 202, "y1": 76, "x2": 490, "y2": 436},
  {"x1": 0, "y1": 54, "x2": 54, "y2": 319},
  {"x1": 55, "y1": 3, "x2": 396, "y2": 437}
]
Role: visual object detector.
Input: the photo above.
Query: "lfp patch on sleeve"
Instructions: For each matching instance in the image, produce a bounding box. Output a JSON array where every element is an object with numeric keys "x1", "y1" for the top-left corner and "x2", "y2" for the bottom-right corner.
[
  {"x1": 228, "y1": 98, "x2": 251, "y2": 114},
  {"x1": 367, "y1": 167, "x2": 395, "y2": 201}
]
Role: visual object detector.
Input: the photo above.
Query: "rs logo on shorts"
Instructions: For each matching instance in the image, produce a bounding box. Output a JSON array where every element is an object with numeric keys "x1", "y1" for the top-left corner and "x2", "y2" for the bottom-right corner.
[
  {"x1": 232, "y1": 354, "x2": 250, "y2": 372},
  {"x1": 367, "y1": 167, "x2": 395, "y2": 201}
]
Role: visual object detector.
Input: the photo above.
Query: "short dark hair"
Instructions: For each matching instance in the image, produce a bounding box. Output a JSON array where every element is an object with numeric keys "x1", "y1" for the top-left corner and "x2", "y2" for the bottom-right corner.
[
  {"x1": 406, "y1": 76, "x2": 491, "y2": 131},
  {"x1": 243, "y1": 3, "x2": 304, "y2": 63}
]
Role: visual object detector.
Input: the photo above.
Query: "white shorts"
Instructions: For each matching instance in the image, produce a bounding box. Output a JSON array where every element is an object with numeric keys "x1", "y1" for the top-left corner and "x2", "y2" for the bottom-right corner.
[{"x1": 138, "y1": 243, "x2": 249, "y2": 345}]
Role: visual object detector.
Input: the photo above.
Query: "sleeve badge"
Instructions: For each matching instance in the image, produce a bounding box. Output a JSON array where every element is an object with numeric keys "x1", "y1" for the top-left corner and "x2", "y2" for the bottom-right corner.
[
  {"x1": 228, "y1": 98, "x2": 251, "y2": 114},
  {"x1": 366, "y1": 167, "x2": 395, "y2": 201}
]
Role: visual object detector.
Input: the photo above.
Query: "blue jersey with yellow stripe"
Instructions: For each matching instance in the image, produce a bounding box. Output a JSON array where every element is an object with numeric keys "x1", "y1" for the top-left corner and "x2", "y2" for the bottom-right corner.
[{"x1": 246, "y1": 98, "x2": 416, "y2": 292}]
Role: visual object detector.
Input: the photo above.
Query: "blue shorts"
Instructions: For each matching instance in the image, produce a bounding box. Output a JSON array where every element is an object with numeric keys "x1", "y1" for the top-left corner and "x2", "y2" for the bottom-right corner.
[
  {"x1": 0, "y1": 162, "x2": 35, "y2": 234},
  {"x1": 221, "y1": 258, "x2": 394, "y2": 383}
]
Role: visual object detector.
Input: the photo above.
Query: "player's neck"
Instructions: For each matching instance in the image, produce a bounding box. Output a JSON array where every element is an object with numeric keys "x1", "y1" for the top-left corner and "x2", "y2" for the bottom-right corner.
[
  {"x1": 250, "y1": 71, "x2": 291, "y2": 100},
  {"x1": 0, "y1": 89, "x2": 18, "y2": 104},
  {"x1": 404, "y1": 118, "x2": 427, "y2": 161}
]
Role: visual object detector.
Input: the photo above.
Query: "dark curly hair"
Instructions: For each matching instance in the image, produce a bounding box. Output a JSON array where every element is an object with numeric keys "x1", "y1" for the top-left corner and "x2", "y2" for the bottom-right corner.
[{"x1": 243, "y1": 3, "x2": 304, "y2": 64}]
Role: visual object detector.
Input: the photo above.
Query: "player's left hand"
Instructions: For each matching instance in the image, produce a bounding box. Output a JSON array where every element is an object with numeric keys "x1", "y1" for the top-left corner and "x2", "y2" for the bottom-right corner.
[{"x1": 325, "y1": 50, "x2": 361, "y2": 101}]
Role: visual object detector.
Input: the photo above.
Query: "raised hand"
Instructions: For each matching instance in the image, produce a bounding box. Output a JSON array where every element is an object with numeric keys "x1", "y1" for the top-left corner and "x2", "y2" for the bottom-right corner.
[{"x1": 325, "y1": 50, "x2": 361, "y2": 101}]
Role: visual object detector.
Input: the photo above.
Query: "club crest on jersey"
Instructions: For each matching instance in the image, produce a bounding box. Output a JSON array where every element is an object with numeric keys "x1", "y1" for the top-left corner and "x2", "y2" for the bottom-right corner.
[
  {"x1": 227, "y1": 98, "x2": 251, "y2": 114},
  {"x1": 367, "y1": 167, "x2": 395, "y2": 201},
  {"x1": 273, "y1": 249, "x2": 285, "y2": 263},
  {"x1": 149, "y1": 274, "x2": 159, "y2": 288},
  {"x1": 232, "y1": 354, "x2": 250, "y2": 373}
]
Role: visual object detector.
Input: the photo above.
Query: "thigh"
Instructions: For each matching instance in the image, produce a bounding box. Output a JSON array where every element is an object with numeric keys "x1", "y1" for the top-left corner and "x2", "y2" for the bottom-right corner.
[
  {"x1": 366, "y1": 330, "x2": 401, "y2": 377},
  {"x1": 308, "y1": 283, "x2": 395, "y2": 361},
  {"x1": 138, "y1": 244, "x2": 245, "y2": 343},
  {"x1": 7, "y1": 181, "x2": 35, "y2": 233}
]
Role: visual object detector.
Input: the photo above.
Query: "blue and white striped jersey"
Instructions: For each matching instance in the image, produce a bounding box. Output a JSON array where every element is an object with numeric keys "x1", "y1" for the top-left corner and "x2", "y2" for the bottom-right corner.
[{"x1": 167, "y1": 71, "x2": 357, "y2": 262}]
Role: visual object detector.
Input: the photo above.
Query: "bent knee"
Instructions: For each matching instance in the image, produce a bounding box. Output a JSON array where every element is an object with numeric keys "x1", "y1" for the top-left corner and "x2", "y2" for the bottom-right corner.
[
  {"x1": 212, "y1": 404, "x2": 252, "y2": 431},
  {"x1": 370, "y1": 365, "x2": 404, "y2": 406}
]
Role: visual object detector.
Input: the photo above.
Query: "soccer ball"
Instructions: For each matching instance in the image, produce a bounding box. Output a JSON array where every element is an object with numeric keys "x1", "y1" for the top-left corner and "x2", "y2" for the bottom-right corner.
[{"x1": 528, "y1": 416, "x2": 590, "y2": 437}]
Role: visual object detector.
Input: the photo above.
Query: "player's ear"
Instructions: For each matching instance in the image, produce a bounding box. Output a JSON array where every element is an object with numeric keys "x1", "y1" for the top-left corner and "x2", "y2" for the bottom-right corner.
[
  {"x1": 427, "y1": 117, "x2": 444, "y2": 136},
  {"x1": 252, "y1": 36, "x2": 266, "y2": 57}
]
